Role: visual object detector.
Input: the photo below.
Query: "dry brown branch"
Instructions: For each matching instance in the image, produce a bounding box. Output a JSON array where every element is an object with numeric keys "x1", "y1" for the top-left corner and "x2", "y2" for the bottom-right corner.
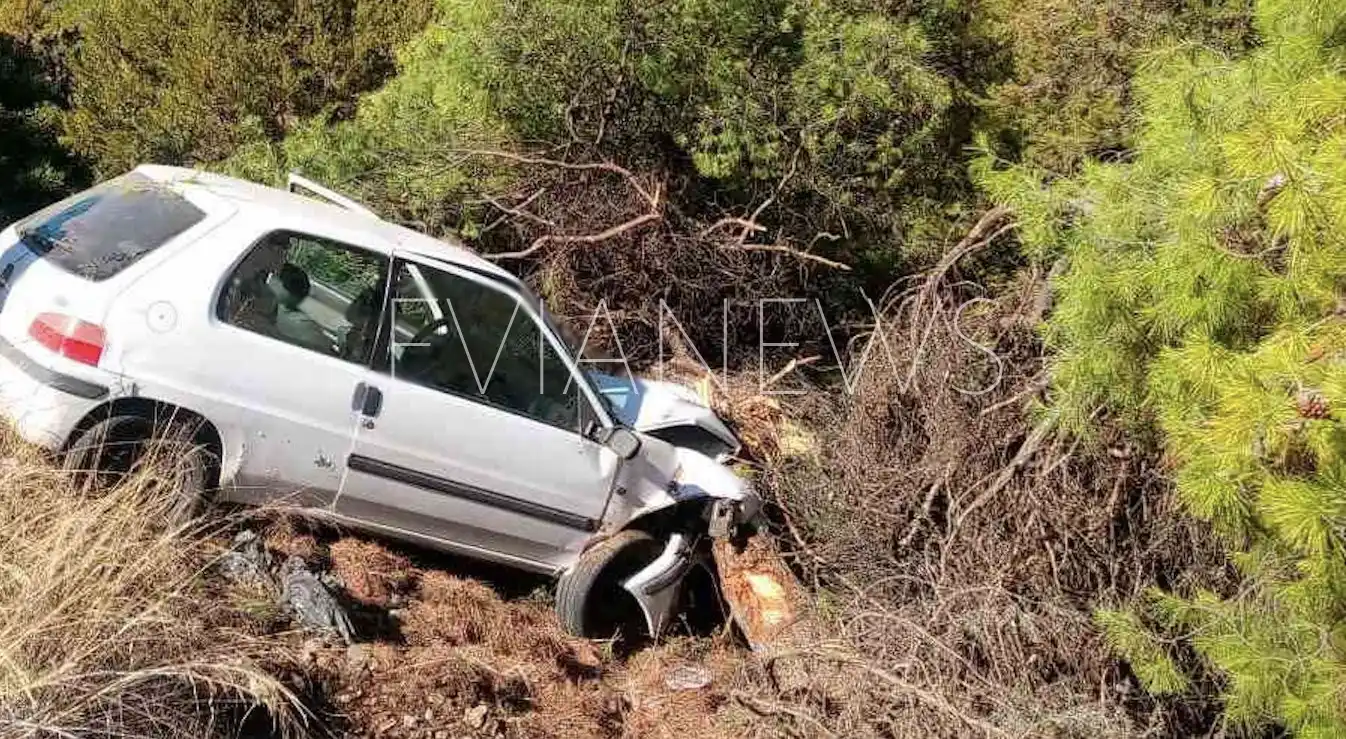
[
  {"x1": 479, "y1": 188, "x2": 553, "y2": 233},
  {"x1": 490, "y1": 203, "x2": 662, "y2": 260},
  {"x1": 721, "y1": 243, "x2": 852, "y2": 270},
  {"x1": 456, "y1": 148, "x2": 665, "y2": 261},
  {"x1": 702, "y1": 217, "x2": 768, "y2": 238}
]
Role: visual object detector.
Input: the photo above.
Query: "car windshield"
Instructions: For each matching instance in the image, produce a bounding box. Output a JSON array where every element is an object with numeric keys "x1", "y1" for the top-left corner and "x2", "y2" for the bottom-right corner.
[{"x1": 529, "y1": 300, "x2": 626, "y2": 420}]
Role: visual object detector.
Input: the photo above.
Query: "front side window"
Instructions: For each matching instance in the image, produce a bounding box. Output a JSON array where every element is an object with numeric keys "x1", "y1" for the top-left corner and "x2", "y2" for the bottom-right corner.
[
  {"x1": 17, "y1": 172, "x2": 206, "y2": 281},
  {"x1": 217, "y1": 231, "x2": 386, "y2": 363},
  {"x1": 383, "y1": 260, "x2": 582, "y2": 431}
]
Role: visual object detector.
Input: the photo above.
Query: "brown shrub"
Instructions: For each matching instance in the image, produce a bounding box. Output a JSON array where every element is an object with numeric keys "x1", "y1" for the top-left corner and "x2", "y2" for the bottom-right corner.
[{"x1": 747, "y1": 254, "x2": 1236, "y2": 736}]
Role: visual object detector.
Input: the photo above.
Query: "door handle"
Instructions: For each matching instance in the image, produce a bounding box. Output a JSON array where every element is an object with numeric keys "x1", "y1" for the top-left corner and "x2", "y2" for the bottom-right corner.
[{"x1": 351, "y1": 382, "x2": 384, "y2": 418}]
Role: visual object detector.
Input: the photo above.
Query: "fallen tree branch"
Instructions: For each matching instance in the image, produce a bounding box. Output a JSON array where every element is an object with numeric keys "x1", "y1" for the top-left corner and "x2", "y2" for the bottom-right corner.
[
  {"x1": 721, "y1": 243, "x2": 851, "y2": 270},
  {"x1": 488, "y1": 199, "x2": 662, "y2": 260},
  {"x1": 457, "y1": 148, "x2": 665, "y2": 261}
]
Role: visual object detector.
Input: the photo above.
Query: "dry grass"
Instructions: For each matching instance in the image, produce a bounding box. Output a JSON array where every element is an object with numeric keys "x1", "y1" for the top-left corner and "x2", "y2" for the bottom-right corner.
[{"x1": 0, "y1": 430, "x2": 306, "y2": 739}]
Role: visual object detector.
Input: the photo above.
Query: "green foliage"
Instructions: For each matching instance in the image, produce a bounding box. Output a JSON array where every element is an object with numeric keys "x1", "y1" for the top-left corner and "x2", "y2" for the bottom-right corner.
[
  {"x1": 0, "y1": 24, "x2": 88, "y2": 224},
  {"x1": 1095, "y1": 608, "x2": 1188, "y2": 695},
  {"x1": 230, "y1": 0, "x2": 978, "y2": 275},
  {"x1": 982, "y1": 0, "x2": 1346, "y2": 732},
  {"x1": 56, "y1": 0, "x2": 433, "y2": 178},
  {"x1": 973, "y1": 0, "x2": 1253, "y2": 174}
]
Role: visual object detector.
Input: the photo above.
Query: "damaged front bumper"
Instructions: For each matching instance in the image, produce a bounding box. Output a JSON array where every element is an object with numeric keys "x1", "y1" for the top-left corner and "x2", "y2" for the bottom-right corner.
[
  {"x1": 621, "y1": 532, "x2": 699, "y2": 635},
  {"x1": 619, "y1": 494, "x2": 765, "y2": 637}
]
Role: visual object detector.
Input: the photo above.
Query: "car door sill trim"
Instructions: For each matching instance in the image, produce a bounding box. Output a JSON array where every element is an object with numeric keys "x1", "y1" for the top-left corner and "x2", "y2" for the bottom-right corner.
[{"x1": 346, "y1": 454, "x2": 600, "y2": 532}]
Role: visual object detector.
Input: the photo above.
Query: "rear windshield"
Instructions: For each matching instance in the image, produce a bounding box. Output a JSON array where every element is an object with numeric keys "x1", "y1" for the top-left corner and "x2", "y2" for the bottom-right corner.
[{"x1": 17, "y1": 172, "x2": 206, "y2": 281}]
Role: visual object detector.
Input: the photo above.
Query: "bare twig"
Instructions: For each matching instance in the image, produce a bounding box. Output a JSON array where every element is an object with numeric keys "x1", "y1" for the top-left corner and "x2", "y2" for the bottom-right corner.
[
  {"x1": 733, "y1": 691, "x2": 839, "y2": 738},
  {"x1": 701, "y1": 217, "x2": 768, "y2": 238},
  {"x1": 457, "y1": 149, "x2": 665, "y2": 261},
  {"x1": 479, "y1": 188, "x2": 553, "y2": 233},
  {"x1": 722, "y1": 243, "x2": 851, "y2": 270},
  {"x1": 738, "y1": 146, "x2": 803, "y2": 244},
  {"x1": 488, "y1": 198, "x2": 662, "y2": 260},
  {"x1": 763, "y1": 355, "x2": 821, "y2": 389},
  {"x1": 453, "y1": 149, "x2": 655, "y2": 203},
  {"x1": 899, "y1": 463, "x2": 954, "y2": 549},
  {"x1": 977, "y1": 373, "x2": 1049, "y2": 417}
]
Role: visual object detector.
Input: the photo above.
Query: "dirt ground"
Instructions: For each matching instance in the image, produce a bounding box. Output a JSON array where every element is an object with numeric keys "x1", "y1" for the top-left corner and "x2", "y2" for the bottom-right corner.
[{"x1": 242, "y1": 520, "x2": 800, "y2": 739}]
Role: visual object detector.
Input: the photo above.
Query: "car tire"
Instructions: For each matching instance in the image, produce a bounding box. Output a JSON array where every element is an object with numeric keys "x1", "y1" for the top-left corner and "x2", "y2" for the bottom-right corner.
[
  {"x1": 63, "y1": 414, "x2": 215, "y2": 524},
  {"x1": 556, "y1": 529, "x2": 663, "y2": 640}
]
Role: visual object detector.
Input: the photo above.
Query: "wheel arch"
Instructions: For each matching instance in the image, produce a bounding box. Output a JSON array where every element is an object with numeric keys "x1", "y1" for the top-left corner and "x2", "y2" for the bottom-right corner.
[
  {"x1": 618, "y1": 497, "x2": 713, "y2": 540},
  {"x1": 64, "y1": 396, "x2": 224, "y2": 486}
]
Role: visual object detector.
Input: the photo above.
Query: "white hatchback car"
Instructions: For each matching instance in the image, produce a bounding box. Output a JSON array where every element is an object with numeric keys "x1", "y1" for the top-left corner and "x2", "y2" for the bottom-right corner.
[{"x1": 0, "y1": 165, "x2": 762, "y2": 637}]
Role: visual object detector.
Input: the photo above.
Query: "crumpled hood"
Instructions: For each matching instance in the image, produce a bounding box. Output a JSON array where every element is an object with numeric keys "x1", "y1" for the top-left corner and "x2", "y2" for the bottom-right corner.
[{"x1": 587, "y1": 371, "x2": 739, "y2": 455}]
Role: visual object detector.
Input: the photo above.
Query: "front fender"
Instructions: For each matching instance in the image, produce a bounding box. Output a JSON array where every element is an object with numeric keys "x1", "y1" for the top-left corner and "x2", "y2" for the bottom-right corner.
[{"x1": 604, "y1": 442, "x2": 762, "y2": 536}]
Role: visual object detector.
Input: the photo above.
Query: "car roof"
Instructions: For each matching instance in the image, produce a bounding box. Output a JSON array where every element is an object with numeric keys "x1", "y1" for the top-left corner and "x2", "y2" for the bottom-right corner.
[{"x1": 133, "y1": 164, "x2": 519, "y2": 285}]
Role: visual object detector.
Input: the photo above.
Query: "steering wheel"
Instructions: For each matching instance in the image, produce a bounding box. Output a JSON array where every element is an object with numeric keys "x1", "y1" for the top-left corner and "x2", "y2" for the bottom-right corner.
[{"x1": 407, "y1": 316, "x2": 455, "y2": 345}]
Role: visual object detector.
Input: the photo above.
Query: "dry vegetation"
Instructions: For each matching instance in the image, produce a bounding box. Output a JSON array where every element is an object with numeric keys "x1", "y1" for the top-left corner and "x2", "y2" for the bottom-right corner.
[
  {"x1": 0, "y1": 432, "x2": 818, "y2": 739},
  {"x1": 721, "y1": 226, "x2": 1238, "y2": 736},
  {"x1": 0, "y1": 431, "x2": 305, "y2": 738}
]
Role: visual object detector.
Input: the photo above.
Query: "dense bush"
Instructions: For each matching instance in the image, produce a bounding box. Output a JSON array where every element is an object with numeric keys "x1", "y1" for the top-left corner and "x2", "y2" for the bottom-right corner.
[
  {"x1": 49, "y1": 0, "x2": 433, "y2": 178},
  {"x1": 981, "y1": 0, "x2": 1346, "y2": 733},
  {"x1": 226, "y1": 0, "x2": 973, "y2": 275},
  {"x1": 0, "y1": 25, "x2": 88, "y2": 224},
  {"x1": 974, "y1": 0, "x2": 1253, "y2": 174}
]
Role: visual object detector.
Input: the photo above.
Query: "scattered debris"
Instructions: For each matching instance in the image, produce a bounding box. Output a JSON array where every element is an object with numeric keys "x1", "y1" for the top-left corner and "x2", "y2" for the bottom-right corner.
[
  {"x1": 279, "y1": 554, "x2": 355, "y2": 644},
  {"x1": 217, "y1": 529, "x2": 274, "y2": 588},
  {"x1": 664, "y1": 664, "x2": 713, "y2": 691}
]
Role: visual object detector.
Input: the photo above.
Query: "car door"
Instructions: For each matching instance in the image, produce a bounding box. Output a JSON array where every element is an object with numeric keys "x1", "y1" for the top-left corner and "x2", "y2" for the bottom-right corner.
[
  {"x1": 112, "y1": 221, "x2": 390, "y2": 508},
  {"x1": 334, "y1": 255, "x2": 620, "y2": 573}
]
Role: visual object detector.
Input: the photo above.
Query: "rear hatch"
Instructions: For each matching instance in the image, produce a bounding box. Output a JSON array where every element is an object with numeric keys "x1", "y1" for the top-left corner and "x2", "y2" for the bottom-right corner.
[{"x1": 0, "y1": 171, "x2": 219, "y2": 381}]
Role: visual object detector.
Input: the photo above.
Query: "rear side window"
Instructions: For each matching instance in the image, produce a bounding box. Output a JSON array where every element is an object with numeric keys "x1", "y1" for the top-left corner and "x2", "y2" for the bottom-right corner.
[{"x1": 16, "y1": 172, "x2": 205, "y2": 281}]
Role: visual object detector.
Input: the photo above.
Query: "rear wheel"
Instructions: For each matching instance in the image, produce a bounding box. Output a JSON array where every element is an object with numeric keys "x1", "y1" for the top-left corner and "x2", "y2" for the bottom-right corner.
[
  {"x1": 556, "y1": 529, "x2": 663, "y2": 641},
  {"x1": 63, "y1": 413, "x2": 216, "y2": 524}
]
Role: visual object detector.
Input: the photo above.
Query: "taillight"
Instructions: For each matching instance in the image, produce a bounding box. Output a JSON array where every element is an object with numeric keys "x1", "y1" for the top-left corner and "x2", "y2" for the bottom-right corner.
[{"x1": 28, "y1": 312, "x2": 105, "y2": 366}]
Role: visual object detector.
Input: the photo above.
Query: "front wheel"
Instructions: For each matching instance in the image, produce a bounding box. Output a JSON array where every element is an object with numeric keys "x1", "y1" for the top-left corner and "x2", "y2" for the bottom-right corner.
[{"x1": 556, "y1": 529, "x2": 662, "y2": 640}]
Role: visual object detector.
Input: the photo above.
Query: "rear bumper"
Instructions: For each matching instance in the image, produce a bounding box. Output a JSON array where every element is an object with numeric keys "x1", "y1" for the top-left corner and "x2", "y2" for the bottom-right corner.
[{"x1": 0, "y1": 337, "x2": 107, "y2": 449}]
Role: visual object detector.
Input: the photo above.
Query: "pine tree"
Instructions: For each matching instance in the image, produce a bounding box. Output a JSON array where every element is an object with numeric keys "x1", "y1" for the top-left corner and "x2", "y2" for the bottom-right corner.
[{"x1": 978, "y1": 0, "x2": 1346, "y2": 734}]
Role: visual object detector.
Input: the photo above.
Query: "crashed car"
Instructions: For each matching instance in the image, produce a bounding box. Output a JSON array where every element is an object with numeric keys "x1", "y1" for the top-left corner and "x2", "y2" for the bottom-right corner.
[{"x1": 0, "y1": 165, "x2": 761, "y2": 637}]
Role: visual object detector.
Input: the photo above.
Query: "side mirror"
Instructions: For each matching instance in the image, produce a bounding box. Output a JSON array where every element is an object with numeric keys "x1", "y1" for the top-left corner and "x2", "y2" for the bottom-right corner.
[{"x1": 599, "y1": 426, "x2": 642, "y2": 460}]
